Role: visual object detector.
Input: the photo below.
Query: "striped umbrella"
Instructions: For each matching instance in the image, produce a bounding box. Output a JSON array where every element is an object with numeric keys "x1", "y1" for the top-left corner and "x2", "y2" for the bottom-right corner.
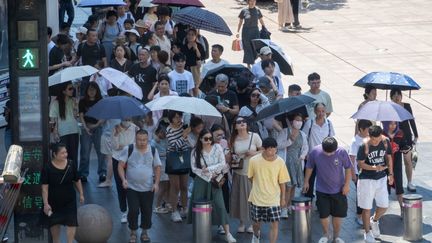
[{"x1": 172, "y1": 7, "x2": 232, "y2": 36}]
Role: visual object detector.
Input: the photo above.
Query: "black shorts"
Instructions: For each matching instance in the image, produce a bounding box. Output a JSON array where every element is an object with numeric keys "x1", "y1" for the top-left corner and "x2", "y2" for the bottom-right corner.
[
  {"x1": 250, "y1": 203, "x2": 281, "y2": 222},
  {"x1": 316, "y1": 191, "x2": 347, "y2": 218}
]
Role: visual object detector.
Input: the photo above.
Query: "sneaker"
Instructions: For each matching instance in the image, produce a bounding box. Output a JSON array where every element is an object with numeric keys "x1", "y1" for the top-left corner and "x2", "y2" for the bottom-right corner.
[
  {"x1": 153, "y1": 206, "x2": 169, "y2": 214},
  {"x1": 237, "y1": 225, "x2": 245, "y2": 233},
  {"x1": 171, "y1": 211, "x2": 182, "y2": 223},
  {"x1": 251, "y1": 234, "x2": 260, "y2": 243},
  {"x1": 364, "y1": 231, "x2": 375, "y2": 243},
  {"x1": 99, "y1": 174, "x2": 106, "y2": 183},
  {"x1": 121, "y1": 212, "x2": 127, "y2": 223},
  {"x1": 217, "y1": 225, "x2": 226, "y2": 235},
  {"x1": 407, "y1": 182, "x2": 416, "y2": 192},
  {"x1": 180, "y1": 208, "x2": 188, "y2": 218},
  {"x1": 334, "y1": 237, "x2": 345, "y2": 243},
  {"x1": 246, "y1": 225, "x2": 254, "y2": 233},
  {"x1": 225, "y1": 233, "x2": 237, "y2": 243},
  {"x1": 370, "y1": 217, "x2": 380, "y2": 238},
  {"x1": 97, "y1": 180, "x2": 112, "y2": 188},
  {"x1": 281, "y1": 208, "x2": 289, "y2": 219},
  {"x1": 355, "y1": 217, "x2": 364, "y2": 226},
  {"x1": 318, "y1": 236, "x2": 329, "y2": 243}
]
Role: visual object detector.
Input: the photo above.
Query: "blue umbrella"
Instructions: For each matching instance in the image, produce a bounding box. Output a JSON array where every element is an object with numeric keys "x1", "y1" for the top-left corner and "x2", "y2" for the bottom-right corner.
[
  {"x1": 255, "y1": 95, "x2": 315, "y2": 122},
  {"x1": 78, "y1": 0, "x2": 126, "y2": 7},
  {"x1": 86, "y1": 96, "x2": 149, "y2": 119},
  {"x1": 351, "y1": 101, "x2": 413, "y2": 122},
  {"x1": 354, "y1": 72, "x2": 421, "y2": 90},
  {"x1": 172, "y1": 7, "x2": 232, "y2": 36}
]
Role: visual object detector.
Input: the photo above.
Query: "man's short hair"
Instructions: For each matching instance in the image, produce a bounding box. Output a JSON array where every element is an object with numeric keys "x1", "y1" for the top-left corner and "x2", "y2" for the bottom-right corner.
[
  {"x1": 173, "y1": 53, "x2": 186, "y2": 62},
  {"x1": 322, "y1": 137, "x2": 338, "y2": 153},
  {"x1": 212, "y1": 44, "x2": 224, "y2": 53},
  {"x1": 60, "y1": 22, "x2": 70, "y2": 30},
  {"x1": 150, "y1": 45, "x2": 161, "y2": 52},
  {"x1": 215, "y1": 73, "x2": 228, "y2": 84},
  {"x1": 156, "y1": 6, "x2": 170, "y2": 17},
  {"x1": 308, "y1": 72, "x2": 320, "y2": 82},
  {"x1": 262, "y1": 137, "x2": 278, "y2": 149},
  {"x1": 288, "y1": 84, "x2": 301, "y2": 93},
  {"x1": 358, "y1": 119, "x2": 372, "y2": 131},
  {"x1": 124, "y1": 18, "x2": 135, "y2": 25},
  {"x1": 154, "y1": 20, "x2": 165, "y2": 30},
  {"x1": 136, "y1": 129, "x2": 149, "y2": 136},
  {"x1": 56, "y1": 34, "x2": 70, "y2": 45},
  {"x1": 261, "y1": 59, "x2": 275, "y2": 70},
  {"x1": 106, "y1": 10, "x2": 118, "y2": 19},
  {"x1": 369, "y1": 125, "x2": 382, "y2": 137},
  {"x1": 314, "y1": 102, "x2": 326, "y2": 111}
]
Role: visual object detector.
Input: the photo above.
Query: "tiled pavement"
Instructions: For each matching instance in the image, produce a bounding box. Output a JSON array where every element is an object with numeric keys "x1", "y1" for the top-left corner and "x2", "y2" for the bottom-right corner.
[{"x1": 4, "y1": 0, "x2": 432, "y2": 242}]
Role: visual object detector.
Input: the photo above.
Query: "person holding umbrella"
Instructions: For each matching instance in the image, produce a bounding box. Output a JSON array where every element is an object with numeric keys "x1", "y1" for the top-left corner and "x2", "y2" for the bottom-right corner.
[
  {"x1": 236, "y1": 0, "x2": 266, "y2": 68},
  {"x1": 209, "y1": 74, "x2": 240, "y2": 127},
  {"x1": 390, "y1": 88, "x2": 418, "y2": 192},
  {"x1": 238, "y1": 87, "x2": 270, "y2": 138},
  {"x1": 251, "y1": 47, "x2": 282, "y2": 84}
]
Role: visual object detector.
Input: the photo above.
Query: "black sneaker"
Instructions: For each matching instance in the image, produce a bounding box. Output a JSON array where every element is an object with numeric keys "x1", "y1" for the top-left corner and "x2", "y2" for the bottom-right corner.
[
  {"x1": 80, "y1": 176, "x2": 87, "y2": 183},
  {"x1": 99, "y1": 174, "x2": 106, "y2": 183}
]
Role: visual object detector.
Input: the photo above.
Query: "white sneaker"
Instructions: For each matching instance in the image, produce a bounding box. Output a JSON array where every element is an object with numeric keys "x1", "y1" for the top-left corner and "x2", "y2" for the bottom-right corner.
[
  {"x1": 246, "y1": 225, "x2": 254, "y2": 233},
  {"x1": 355, "y1": 217, "x2": 364, "y2": 226},
  {"x1": 407, "y1": 182, "x2": 416, "y2": 192},
  {"x1": 251, "y1": 234, "x2": 260, "y2": 243},
  {"x1": 225, "y1": 233, "x2": 236, "y2": 243},
  {"x1": 364, "y1": 231, "x2": 375, "y2": 243},
  {"x1": 171, "y1": 211, "x2": 182, "y2": 222},
  {"x1": 120, "y1": 212, "x2": 127, "y2": 223},
  {"x1": 318, "y1": 236, "x2": 329, "y2": 243},
  {"x1": 334, "y1": 237, "x2": 345, "y2": 243},
  {"x1": 370, "y1": 217, "x2": 380, "y2": 238},
  {"x1": 153, "y1": 206, "x2": 169, "y2": 214},
  {"x1": 218, "y1": 225, "x2": 226, "y2": 235},
  {"x1": 281, "y1": 208, "x2": 289, "y2": 219}
]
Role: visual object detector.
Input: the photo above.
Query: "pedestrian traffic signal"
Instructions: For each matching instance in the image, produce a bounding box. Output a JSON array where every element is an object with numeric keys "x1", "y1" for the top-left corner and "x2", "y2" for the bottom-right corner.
[{"x1": 18, "y1": 48, "x2": 39, "y2": 70}]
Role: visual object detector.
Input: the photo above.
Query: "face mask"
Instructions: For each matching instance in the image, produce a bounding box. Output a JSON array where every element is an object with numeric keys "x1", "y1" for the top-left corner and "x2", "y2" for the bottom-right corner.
[
  {"x1": 293, "y1": 120, "x2": 303, "y2": 130},
  {"x1": 121, "y1": 121, "x2": 131, "y2": 127}
]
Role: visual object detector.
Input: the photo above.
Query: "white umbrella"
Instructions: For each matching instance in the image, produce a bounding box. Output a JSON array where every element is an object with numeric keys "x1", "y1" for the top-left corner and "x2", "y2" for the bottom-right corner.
[
  {"x1": 145, "y1": 96, "x2": 221, "y2": 117},
  {"x1": 138, "y1": 0, "x2": 157, "y2": 7},
  {"x1": 351, "y1": 101, "x2": 414, "y2": 122},
  {"x1": 48, "y1": 65, "x2": 98, "y2": 87},
  {"x1": 99, "y1": 67, "x2": 143, "y2": 100}
]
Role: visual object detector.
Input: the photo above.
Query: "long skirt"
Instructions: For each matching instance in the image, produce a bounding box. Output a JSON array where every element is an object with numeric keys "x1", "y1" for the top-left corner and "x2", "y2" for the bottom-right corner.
[
  {"x1": 241, "y1": 26, "x2": 260, "y2": 65},
  {"x1": 187, "y1": 177, "x2": 229, "y2": 225},
  {"x1": 277, "y1": 0, "x2": 294, "y2": 27},
  {"x1": 230, "y1": 173, "x2": 251, "y2": 225}
]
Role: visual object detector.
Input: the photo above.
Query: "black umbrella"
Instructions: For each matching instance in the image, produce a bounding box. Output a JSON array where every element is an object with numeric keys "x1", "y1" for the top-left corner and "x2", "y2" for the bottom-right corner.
[
  {"x1": 251, "y1": 39, "x2": 294, "y2": 75},
  {"x1": 200, "y1": 64, "x2": 254, "y2": 93},
  {"x1": 255, "y1": 95, "x2": 315, "y2": 122}
]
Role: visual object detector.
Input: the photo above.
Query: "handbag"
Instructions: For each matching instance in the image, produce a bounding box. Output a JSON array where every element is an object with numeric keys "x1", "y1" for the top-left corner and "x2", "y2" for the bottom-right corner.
[
  {"x1": 231, "y1": 38, "x2": 243, "y2": 51},
  {"x1": 260, "y1": 26, "x2": 271, "y2": 39},
  {"x1": 166, "y1": 149, "x2": 191, "y2": 174},
  {"x1": 230, "y1": 133, "x2": 253, "y2": 170},
  {"x1": 202, "y1": 153, "x2": 226, "y2": 188}
]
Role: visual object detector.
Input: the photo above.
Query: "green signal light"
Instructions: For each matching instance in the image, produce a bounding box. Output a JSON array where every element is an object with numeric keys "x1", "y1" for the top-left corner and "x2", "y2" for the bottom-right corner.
[{"x1": 18, "y1": 48, "x2": 39, "y2": 70}]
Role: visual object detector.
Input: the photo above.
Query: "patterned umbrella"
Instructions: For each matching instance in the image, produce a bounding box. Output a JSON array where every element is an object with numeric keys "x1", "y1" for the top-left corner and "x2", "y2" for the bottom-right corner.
[
  {"x1": 251, "y1": 39, "x2": 294, "y2": 75},
  {"x1": 172, "y1": 7, "x2": 232, "y2": 36},
  {"x1": 151, "y1": 0, "x2": 204, "y2": 7},
  {"x1": 201, "y1": 64, "x2": 254, "y2": 93},
  {"x1": 354, "y1": 72, "x2": 421, "y2": 90}
]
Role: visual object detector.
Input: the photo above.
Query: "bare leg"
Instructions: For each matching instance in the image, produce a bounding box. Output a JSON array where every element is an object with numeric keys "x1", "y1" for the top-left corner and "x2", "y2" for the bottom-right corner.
[
  {"x1": 50, "y1": 225, "x2": 61, "y2": 243},
  {"x1": 286, "y1": 186, "x2": 296, "y2": 210},
  {"x1": 156, "y1": 181, "x2": 170, "y2": 207},
  {"x1": 373, "y1": 207, "x2": 387, "y2": 221},
  {"x1": 269, "y1": 221, "x2": 279, "y2": 243},
  {"x1": 223, "y1": 224, "x2": 231, "y2": 237},
  {"x1": 362, "y1": 209, "x2": 371, "y2": 233},
  {"x1": 252, "y1": 221, "x2": 261, "y2": 238},
  {"x1": 179, "y1": 174, "x2": 189, "y2": 208},
  {"x1": 320, "y1": 217, "x2": 330, "y2": 237},
  {"x1": 98, "y1": 154, "x2": 113, "y2": 187},
  {"x1": 397, "y1": 194, "x2": 403, "y2": 216},
  {"x1": 168, "y1": 175, "x2": 180, "y2": 210},
  {"x1": 332, "y1": 217, "x2": 342, "y2": 239},
  {"x1": 66, "y1": 226, "x2": 76, "y2": 243},
  {"x1": 403, "y1": 152, "x2": 413, "y2": 183}
]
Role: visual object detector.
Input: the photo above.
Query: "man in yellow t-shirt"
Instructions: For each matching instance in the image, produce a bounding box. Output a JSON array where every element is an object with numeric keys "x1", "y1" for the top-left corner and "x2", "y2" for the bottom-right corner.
[{"x1": 248, "y1": 137, "x2": 290, "y2": 243}]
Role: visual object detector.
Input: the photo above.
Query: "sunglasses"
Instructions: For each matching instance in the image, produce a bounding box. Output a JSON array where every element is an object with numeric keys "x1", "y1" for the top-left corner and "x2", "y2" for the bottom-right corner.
[
  {"x1": 251, "y1": 93, "x2": 260, "y2": 98},
  {"x1": 202, "y1": 136, "x2": 213, "y2": 142},
  {"x1": 67, "y1": 87, "x2": 74, "y2": 91},
  {"x1": 236, "y1": 120, "x2": 246, "y2": 124}
]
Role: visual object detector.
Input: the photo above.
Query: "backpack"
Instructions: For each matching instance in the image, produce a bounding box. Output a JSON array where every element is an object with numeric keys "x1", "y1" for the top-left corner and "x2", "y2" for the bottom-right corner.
[
  {"x1": 128, "y1": 144, "x2": 156, "y2": 159},
  {"x1": 78, "y1": 42, "x2": 102, "y2": 62},
  {"x1": 100, "y1": 21, "x2": 122, "y2": 41},
  {"x1": 307, "y1": 118, "x2": 332, "y2": 141}
]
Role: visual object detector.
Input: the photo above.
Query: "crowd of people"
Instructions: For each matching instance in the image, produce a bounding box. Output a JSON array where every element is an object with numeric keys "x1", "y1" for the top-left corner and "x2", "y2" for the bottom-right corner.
[{"x1": 39, "y1": 1, "x2": 420, "y2": 243}]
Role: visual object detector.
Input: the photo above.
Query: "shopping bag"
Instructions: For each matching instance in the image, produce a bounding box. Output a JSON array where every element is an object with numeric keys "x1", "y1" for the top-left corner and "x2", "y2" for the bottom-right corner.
[{"x1": 231, "y1": 39, "x2": 243, "y2": 51}]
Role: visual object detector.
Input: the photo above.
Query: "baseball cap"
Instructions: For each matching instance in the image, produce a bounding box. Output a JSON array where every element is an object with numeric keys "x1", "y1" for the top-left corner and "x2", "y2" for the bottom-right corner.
[
  {"x1": 259, "y1": 46, "x2": 272, "y2": 55},
  {"x1": 76, "y1": 26, "x2": 88, "y2": 35},
  {"x1": 125, "y1": 29, "x2": 140, "y2": 37}
]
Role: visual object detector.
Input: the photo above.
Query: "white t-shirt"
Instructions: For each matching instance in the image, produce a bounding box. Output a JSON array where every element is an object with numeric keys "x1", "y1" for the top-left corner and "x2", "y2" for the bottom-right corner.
[
  {"x1": 168, "y1": 69, "x2": 195, "y2": 94},
  {"x1": 301, "y1": 118, "x2": 335, "y2": 149},
  {"x1": 303, "y1": 90, "x2": 333, "y2": 119},
  {"x1": 349, "y1": 135, "x2": 364, "y2": 175},
  {"x1": 200, "y1": 59, "x2": 229, "y2": 79},
  {"x1": 155, "y1": 35, "x2": 171, "y2": 62},
  {"x1": 49, "y1": 98, "x2": 79, "y2": 137}
]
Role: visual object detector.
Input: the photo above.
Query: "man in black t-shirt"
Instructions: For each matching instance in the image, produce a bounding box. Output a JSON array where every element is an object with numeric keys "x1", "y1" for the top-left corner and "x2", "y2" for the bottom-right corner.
[
  {"x1": 128, "y1": 48, "x2": 157, "y2": 103},
  {"x1": 356, "y1": 125, "x2": 393, "y2": 242},
  {"x1": 49, "y1": 34, "x2": 72, "y2": 76},
  {"x1": 209, "y1": 74, "x2": 239, "y2": 126}
]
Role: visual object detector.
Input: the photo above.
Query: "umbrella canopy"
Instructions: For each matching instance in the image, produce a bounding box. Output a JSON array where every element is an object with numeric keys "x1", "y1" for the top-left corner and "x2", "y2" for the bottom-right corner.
[
  {"x1": 86, "y1": 96, "x2": 149, "y2": 119},
  {"x1": 201, "y1": 64, "x2": 254, "y2": 93},
  {"x1": 99, "y1": 68, "x2": 143, "y2": 100},
  {"x1": 351, "y1": 100, "x2": 414, "y2": 122},
  {"x1": 78, "y1": 0, "x2": 126, "y2": 7},
  {"x1": 255, "y1": 95, "x2": 315, "y2": 121},
  {"x1": 48, "y1": 66, "x2": 98, "y2": 87},
  {"x1": 251, "y1": 39, "x2": 294, "y2": 75},
  {"x1": 172, "y1": 7, "x2": 232, "y2": 36},
  {"x1": 145, "y1": 96, "x2": 221, "y2": 117},
  {"x1": 138, "y1": 0, "x2": 158, "y2": 7},
  {"x1": 151, "y1": 0, "x2": 204, "y2": 7},
  {"x1": 354, "y1": 72, "x2": 421, "y2": 90}
]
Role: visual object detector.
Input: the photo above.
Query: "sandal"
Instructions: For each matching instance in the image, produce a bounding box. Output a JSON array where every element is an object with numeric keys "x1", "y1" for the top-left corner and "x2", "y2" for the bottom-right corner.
[
  {"x1": 129, "y1": 232, "x2": 137, "y2": 243},
  {"x1": 141, "y1": 233, "x2": 150, "y2": 242}
]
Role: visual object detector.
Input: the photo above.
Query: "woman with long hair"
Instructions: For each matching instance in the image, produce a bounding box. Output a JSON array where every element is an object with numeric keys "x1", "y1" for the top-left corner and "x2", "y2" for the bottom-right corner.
[
  {"x1": 229, "y1": 116, "x2": 262, "y2": 233},
  {"x1": 181, "y1": 28, "x2": 205, "y2": 86},
  {"x1": 78, "y1": 82, "x2": 105, "y2": 182},
  {"x1": 110, "y1": 44, "x2": 133, "y2": 73},
  {"x1": 239, "y1": 87, "x2": 270, "y2": 138},
  {"x1": 41, "y1": 143, "x2": 84, "y2": 243},
  {"x1": 49, "y1": 82, "x2": 79, "y2": 171},
  {"x1": 390, "y1": 88, "x2": 418, "y2": 192},
  {"x1": 188, "y1": 129, "x2": 236, "y2": 243}
]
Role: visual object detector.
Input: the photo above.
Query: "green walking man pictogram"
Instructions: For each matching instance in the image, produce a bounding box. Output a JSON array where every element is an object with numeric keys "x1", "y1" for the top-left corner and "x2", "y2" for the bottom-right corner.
[{"x1": 22, "y1": 49, "x2": 35, "y2": 68}]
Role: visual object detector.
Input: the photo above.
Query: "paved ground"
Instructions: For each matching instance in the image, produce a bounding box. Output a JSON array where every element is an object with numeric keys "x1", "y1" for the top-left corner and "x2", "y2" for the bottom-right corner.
[{"x1": 4, "y1": 0, "x2": 432, "y2": 242}]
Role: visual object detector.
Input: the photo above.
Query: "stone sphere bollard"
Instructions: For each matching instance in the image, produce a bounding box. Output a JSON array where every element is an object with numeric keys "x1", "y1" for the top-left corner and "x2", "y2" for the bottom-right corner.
[{"x1": 75, "y1": 204, "x2": 113, "y2": 243}]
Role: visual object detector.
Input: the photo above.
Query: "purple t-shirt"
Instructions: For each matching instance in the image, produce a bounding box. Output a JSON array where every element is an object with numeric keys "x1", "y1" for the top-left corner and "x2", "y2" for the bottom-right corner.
[{"x1": 306, "y1": 145, "x2": 351, "y2": 194}]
